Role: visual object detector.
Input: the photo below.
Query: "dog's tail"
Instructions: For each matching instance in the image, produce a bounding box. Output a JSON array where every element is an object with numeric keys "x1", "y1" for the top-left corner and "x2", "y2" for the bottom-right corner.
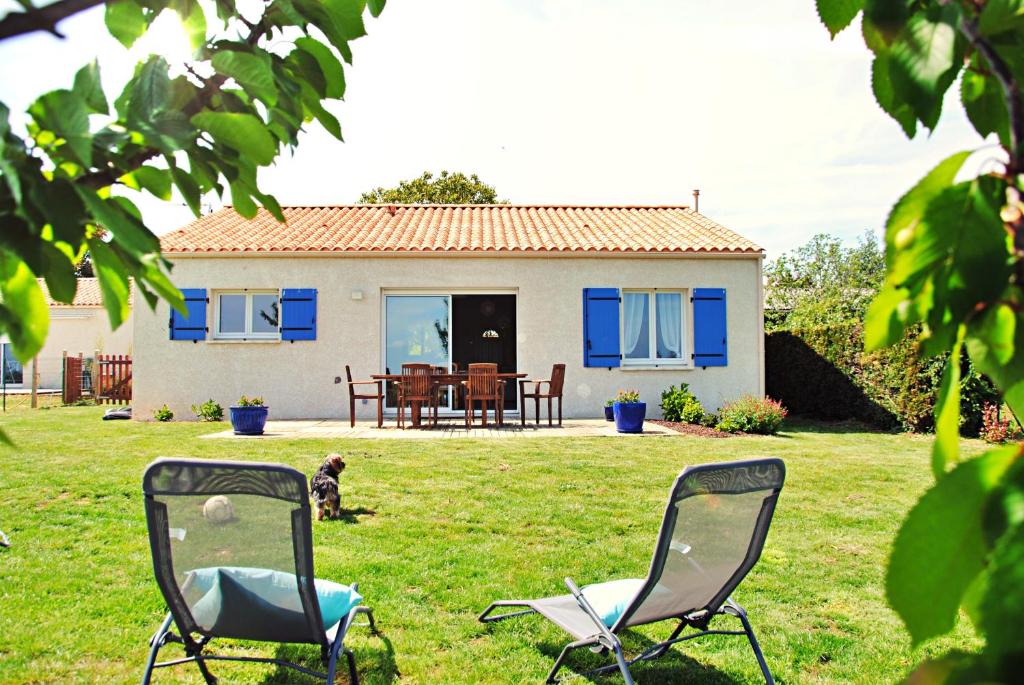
[{"x1": 0, "y1": 530, "x2": 9, "y2": 548}]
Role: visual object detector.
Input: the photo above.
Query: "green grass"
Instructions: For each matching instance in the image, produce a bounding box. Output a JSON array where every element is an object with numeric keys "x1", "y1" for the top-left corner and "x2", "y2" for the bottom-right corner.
[{"x1": 0, "y1": 408, "x2": 985, "y2": 684}]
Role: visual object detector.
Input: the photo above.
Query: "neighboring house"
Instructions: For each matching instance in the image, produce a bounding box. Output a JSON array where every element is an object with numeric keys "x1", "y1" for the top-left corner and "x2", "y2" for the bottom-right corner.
[
  {"x1": 18, "y1": 278, "x2": 134, "y2": 390},
  {"x1": 134, "y1": 205, "x2": 765, "y2": 420}
]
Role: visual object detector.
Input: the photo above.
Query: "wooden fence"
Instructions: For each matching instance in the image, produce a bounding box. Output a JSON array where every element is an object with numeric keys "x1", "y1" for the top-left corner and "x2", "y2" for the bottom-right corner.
[
  {"x1": 62, "y1": 353, "x2": 86, "y2": 404},
  {"x1": 94, "y1": 354, "x2": 132, "y2": 405}
]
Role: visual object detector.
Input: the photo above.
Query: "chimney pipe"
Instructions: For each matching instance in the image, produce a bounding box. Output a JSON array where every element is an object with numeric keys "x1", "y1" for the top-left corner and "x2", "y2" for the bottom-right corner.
[{"x1": 692, "y1": 189, "x2": 700, "y2": 213}]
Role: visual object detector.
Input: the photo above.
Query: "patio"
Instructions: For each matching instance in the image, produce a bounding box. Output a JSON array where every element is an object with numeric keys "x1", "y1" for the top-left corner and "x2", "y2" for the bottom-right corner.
[{"x1": 201, "y1": 418, "x2": 678, "y2": 440}]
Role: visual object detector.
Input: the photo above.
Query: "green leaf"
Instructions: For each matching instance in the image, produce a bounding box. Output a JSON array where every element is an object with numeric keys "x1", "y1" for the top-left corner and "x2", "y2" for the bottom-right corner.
[
  {"x1": 887, "y1": 444, "x2": 1021, "y2": 646},
  {"x1": 73, "y1": 60, "x2": 107, "y2": 115},
  {"x1": 169, "y1": 164, "x2": 201, "y2": 216},
  {"x1": 0, "y1": 255, "x2": 48, "y2": 361},
  {"x1": 295, "y1": 37, "x2": 345, "y2": 99},
  {"x1": 961, "y1": 55, "x2": 1011, "y2": 148},
  {"x1": 979, "y1": 517, "x2": 1024, "y2": 658},
  {"x1": 230, "y1": 181, "x2": 258, "y2": 218},
  {"x1": 27, "y1": 90, "x2": 91, "y2": 167},
  {"x1": 190, "y1": 111, "x2": 276, "y2": 165},
  {"x1": 74, "y1": 188, "x2": 161, "y2": 256},
  {"x1": 175, "y1": 0, "x2": 207, "y2": 50},
  {"x1": 211, "y1": 50, "x2": 278, "y2": 107},
  {"x1": 816, "y1": 0, "x2": 864, "y2": 39},
  {"x1": 127, "y1": 56, "x2": 171, "y2": 125},
  {"x1": 864, "y1": 284, "x2": 915, "y2": 351},
  {"x1": 979, "y1": 0, "x2": 1024, "y2": 36},
  {"x1": 124, "y1": 166, "x2": 172, "y2": 200},
  {"x1": 86, "y1": 238, "x2": 132, "y2": 329},
  {"x1": 105, "y1": 0, "x2": 148, "y2": 49},
  {"x1": 933, "y1": 334, "x2": 964, "y2": 477},
  {"x1": 367, "y1": 0, "x2": 385, "y2": 17},
  {"x1": 872, "y1": 52, "x2": 917, "y2": 138},
  {"x1": 888, "y1": 4, "x2": 962, "y2": 131},
  {"x1": 294, "y1": 0, "x2": 367, "y2": 62},
  {"x1": 885, "y1": 150, "x2": 971, "y2": 275},
  {"x1": 300, "y1": 83, "x2": 342, "y2": 140},
  {"x1": 966, "y1": 296, "x2": 1024, "y2": 420}
]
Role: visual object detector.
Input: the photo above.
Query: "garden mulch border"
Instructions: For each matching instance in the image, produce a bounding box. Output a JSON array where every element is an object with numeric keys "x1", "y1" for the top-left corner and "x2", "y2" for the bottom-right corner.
[{"x1": 648, "y1": 419, "x2": 733, "y2": 438}]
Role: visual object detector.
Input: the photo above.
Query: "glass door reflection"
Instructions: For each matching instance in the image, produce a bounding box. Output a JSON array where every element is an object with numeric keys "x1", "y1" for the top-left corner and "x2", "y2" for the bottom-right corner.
[{"x1": 384, "y1": 295, "x2": 451, "y2": 408}]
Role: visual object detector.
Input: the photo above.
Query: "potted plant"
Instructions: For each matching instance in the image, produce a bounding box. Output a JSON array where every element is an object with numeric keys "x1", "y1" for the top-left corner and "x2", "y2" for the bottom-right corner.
[
  {"x1": 612, "y1": 389, "x2": 645, "y2": 434},
  {"x1": 230, "y1": 395, "x2": 268, "y2": 435},
  {"x1": 603, "y1": 399, "x2": 615, "y2": 421}
]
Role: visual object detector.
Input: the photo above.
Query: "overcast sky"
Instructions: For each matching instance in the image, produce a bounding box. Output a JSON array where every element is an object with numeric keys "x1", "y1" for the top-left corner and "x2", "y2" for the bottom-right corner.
[{"x1": 0, "y1": 0, "x2": 989, "y2": 260}]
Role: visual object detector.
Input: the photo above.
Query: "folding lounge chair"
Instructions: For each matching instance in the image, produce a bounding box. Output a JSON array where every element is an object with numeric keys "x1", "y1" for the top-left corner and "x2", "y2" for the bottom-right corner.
[
  {"x1": 141, "y1": 458, "x2": 378, "y2": 684},
  {"x1": 479, "y1": 458, "x2": 785, "y2": 684}
]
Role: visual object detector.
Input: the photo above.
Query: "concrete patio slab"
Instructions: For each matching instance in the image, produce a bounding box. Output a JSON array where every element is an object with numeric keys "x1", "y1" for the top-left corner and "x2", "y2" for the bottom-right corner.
[{"x1": 201, "y1": 418, "x2": 677, "y2": 439}]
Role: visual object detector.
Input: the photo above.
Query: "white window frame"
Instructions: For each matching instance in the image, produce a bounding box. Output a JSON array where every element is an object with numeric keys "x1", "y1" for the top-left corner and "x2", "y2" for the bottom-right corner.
[
  {"x1": 212, "y1": 289, "x2": 281, "y2": 341},
  {"x1": 620, "y1": 289, "x2": 689, "y2": 367},
  {"x1": 0, "y1": 340, "x2": 24, "y2": 387}
]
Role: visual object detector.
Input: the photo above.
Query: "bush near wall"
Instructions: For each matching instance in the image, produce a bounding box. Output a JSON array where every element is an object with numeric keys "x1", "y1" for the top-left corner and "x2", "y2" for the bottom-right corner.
[{"x1": 765, "y1": 323, "x2": 997, "y2": 434}]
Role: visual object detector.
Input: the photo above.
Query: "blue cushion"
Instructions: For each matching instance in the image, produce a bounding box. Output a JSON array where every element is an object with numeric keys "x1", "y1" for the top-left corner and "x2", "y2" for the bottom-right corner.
[
  {"x1": 187, "y1": 567, "x2": 362, "y2": 631},
  {"x1": 580, "y1": 578, "x2": 645, "y2": 627}
]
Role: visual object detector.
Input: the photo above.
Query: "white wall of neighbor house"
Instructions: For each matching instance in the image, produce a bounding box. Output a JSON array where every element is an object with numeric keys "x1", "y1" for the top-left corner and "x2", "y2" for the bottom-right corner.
[
  {"x1": 33, "y1": 307, "x2": 134, "y2": 389},
  {"x1": 133, "y1": 254, "x2": 763, "y2": 420}
]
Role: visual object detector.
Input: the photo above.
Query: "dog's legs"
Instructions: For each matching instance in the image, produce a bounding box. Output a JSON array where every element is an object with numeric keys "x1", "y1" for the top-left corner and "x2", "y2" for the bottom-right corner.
[{"x1": 316, "y1": 507, "x2": 325, "y2": 521}]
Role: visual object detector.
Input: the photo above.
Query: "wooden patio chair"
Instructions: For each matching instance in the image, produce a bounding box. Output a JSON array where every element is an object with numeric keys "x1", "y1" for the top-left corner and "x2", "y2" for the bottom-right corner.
[
  {"x1": 398, "y1": 363, "x2": 438, "y2": 429},
  {"x1": 345, "y1": 365, "x2": 383, "y2": 428},
  {"x1": 462, "y1": 363, "x2": 505, "y2": 427},
  {"x1": 520, "y1": 363, "x2": 566, "y2": 426}
]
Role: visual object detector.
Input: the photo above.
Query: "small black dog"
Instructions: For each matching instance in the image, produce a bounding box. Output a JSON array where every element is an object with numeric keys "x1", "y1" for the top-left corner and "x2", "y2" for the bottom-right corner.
[{"x1": 310, "y1": 454, "x2": 346, "y2": 520}]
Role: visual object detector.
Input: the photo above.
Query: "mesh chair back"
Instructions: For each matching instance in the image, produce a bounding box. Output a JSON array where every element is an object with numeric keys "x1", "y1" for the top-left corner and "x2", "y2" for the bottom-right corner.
[
  {"x1": 613, "y1": 459, "x2": 785, "y2": 630},
  {"x1": 143, "y1": 459, "x2": 326, "y2": 646},
  {"x1": 467, "y1": 363, "x2": 500, "y2": 395},
  {"x1": 548, "y1": 364, "x2": 566, "y2": 395},
  {"x1": 401, "y1": 363, "x2": 434, "y2": 397}
]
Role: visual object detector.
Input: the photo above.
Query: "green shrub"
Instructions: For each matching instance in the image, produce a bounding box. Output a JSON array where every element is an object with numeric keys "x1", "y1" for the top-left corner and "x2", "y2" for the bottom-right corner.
[
  {"x1": 153, "y1": 405, "x2": 173, "y2": 422},
  {"x1": 716, "y1": 396, "x2": 787, "y2": 435},
  {"x1": 237, "y1": 395, "x2": 265, "y2": 407},
  {"x1": 191, "y1": 399, "x2": 224, "y2": 422},
  {"x1": 604, "y1": 399, "x2": 614, "y2": 407},
  {"x1": 660, "y1": 384, "x2": 705, "y2": 424}
]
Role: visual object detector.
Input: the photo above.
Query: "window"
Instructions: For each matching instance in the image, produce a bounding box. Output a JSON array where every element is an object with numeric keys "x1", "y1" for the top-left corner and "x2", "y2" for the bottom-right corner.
[
  {"x1": 622, "y1": 290, "x2": 684, "y2": 364},
  {"x1": 1, "y1": 343, "x2": 22, "y2": 385},
  {"x1": 213, "y1": 291, "x2": 280, "y2": 339}
]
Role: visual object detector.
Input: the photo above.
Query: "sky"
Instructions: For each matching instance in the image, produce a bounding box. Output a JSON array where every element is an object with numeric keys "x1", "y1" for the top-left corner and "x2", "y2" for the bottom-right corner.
[{"x1": 0, "y1": 0, "x2": 991, "y2": 261}]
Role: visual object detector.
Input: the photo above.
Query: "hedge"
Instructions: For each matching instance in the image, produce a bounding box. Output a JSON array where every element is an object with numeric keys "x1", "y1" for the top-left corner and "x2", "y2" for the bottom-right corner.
[{"x1": 765, "y1": 322, "x2": 996, "y2": 434}]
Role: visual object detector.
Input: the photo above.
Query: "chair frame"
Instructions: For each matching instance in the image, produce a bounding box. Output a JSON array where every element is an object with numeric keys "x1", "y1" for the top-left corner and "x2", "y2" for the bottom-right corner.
[
  {"x1": 141, "y1": 459, "x2": 379, "y2": 685},
  {"x1": 346, "y1": 365, "x2": 384, "y2": 428},
  {"x1": 478, "y1": 458, "x2": 785, "y2": 684},
  {"x1": 397, "y1": 363, "x2": 438, "y2": 429},
  {"x1": 462, "y1": 363, "x2": 505, "y2": 427},
  {"x1": 519, "y1": 363, "x2": 565, "y2": 426}
]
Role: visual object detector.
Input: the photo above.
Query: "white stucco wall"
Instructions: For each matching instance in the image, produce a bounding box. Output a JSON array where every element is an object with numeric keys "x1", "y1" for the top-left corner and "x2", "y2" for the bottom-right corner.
[
  {"x1": 33, "y1": 307, "x2": 134, "y2": 389},
  {"x1": 133, "y1": 254, "x2": 763, "y2": 420}
]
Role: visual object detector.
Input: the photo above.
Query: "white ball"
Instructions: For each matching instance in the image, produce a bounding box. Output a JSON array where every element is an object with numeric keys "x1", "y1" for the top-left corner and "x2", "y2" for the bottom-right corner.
[{"x1": 203, "y1": 495, "x2": 235, "y2": 524}]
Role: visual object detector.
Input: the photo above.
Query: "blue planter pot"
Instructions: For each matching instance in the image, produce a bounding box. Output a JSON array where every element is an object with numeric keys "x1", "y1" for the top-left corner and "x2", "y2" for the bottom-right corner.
[
  {"x1": 603, "y1": 405, "x2": 615, "y2": 421},
  {"x1": 613, "y1": 402, "x2": 646, "y2": 433},
  {"x1": 230, "y1": 406, "x2": 268, "y2": 435}
]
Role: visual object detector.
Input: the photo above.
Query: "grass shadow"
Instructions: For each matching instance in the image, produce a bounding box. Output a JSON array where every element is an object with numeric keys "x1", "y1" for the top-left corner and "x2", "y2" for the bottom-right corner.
[
  {"x1": 317, "y1": 507, "x2": 376, "y2": 525},
  {"x1": 536, "y1": 630, "x2": 745, "y2": 685},
  {"x1": 260, "y1": 628, "x2": 399, "y2": 684}
]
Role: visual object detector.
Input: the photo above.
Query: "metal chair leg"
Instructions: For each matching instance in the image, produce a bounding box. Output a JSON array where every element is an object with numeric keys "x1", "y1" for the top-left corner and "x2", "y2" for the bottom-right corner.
[
  {"x1": 141, "y1": 613, "x2": 174, "y2": 685},
  {"x1": 345, "y1": 649, "x2": 359, "y2": 685},
  {"x1": 546, "y1": 641, "x2": 587, "y2": 684},
  {"x1": 737, "y1": 610, "x2": 774, "y2": 684},
  {"x1": 611, "y1": 641, "x2": 636, "y2": 685}
]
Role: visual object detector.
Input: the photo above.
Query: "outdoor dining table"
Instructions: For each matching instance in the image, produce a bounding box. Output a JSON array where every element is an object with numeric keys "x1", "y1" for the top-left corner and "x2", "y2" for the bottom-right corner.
[{"x1": 371, "y1": 371, "x2": 528, "y2": 427}]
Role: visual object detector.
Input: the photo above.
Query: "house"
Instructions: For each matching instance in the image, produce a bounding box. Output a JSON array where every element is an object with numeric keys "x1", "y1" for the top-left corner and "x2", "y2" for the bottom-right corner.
[
  {"x1": 133, "y1": 205, "x2": 764, "y2": 420},
  {"x1": 0, "y1": 279, "x2": 133, "y2": 391}
]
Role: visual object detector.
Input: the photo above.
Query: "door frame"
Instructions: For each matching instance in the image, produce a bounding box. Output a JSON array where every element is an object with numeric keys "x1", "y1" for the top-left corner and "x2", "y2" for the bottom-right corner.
[{"x1": 380, "y1": 288, "x2": 519, "y2": 416}]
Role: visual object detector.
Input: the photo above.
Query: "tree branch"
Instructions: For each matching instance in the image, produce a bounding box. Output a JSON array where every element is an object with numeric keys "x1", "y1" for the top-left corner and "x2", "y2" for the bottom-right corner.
[
  {"x1": 961, "y1": 17, "x2": 1024, "y2": 176},
  {"x1": 0, "y1": 0, "x2": 105, "y2": 42}
]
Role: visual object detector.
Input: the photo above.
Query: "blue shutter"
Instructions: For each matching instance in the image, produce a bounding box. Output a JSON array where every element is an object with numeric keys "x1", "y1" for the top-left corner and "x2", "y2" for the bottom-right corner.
[
  {"x1": 583, "y1": 288, "x2": 620, "y2": 367},
  {"x1": 169, "y1": 288, "x2": 207, "y2": 341},
  {"x1": 281, "y1": 288, "x2": 317, "y2": 341},
  {"x1": 693, "y1": 288, "x2": 727, "y2": 367}
]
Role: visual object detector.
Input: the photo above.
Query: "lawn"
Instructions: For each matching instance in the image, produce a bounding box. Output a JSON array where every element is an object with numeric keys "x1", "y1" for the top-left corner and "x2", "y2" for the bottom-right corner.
[{"x1": 0, "y1": 407, "x2": 985, "y2": 684}]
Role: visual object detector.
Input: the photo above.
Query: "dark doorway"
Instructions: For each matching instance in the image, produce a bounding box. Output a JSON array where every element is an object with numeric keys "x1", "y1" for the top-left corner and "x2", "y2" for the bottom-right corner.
[{"x1": 452, "y1": 295, "x2": 517, "y2": 410}]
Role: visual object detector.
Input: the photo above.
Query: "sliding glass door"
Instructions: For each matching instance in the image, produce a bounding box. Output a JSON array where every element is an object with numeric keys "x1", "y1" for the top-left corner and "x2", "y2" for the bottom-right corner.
[
  {"x1": 384, "y1": 295, "x2": 450, "y2": 408},
  {"x1": 383, "y1": 292, "x2": 518, "y2": 413}
]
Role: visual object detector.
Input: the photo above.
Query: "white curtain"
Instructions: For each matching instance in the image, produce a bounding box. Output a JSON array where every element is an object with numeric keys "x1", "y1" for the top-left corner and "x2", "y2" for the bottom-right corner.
[
  {"x1": 656, "y1": 293, "x2": 681, "y2": 359},
  {"x1": 623, "y1": 293, "x2": 648, "y2": 358}
]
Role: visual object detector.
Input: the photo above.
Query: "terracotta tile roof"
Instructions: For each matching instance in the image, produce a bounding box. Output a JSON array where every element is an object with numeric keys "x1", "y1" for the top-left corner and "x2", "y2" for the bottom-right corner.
[
  {"x1": 160, "y1": 205, "x2": 762, "y2": 255},
  {"x1": 40, "y1": 277, "x2": 133, "y2": 307}
]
